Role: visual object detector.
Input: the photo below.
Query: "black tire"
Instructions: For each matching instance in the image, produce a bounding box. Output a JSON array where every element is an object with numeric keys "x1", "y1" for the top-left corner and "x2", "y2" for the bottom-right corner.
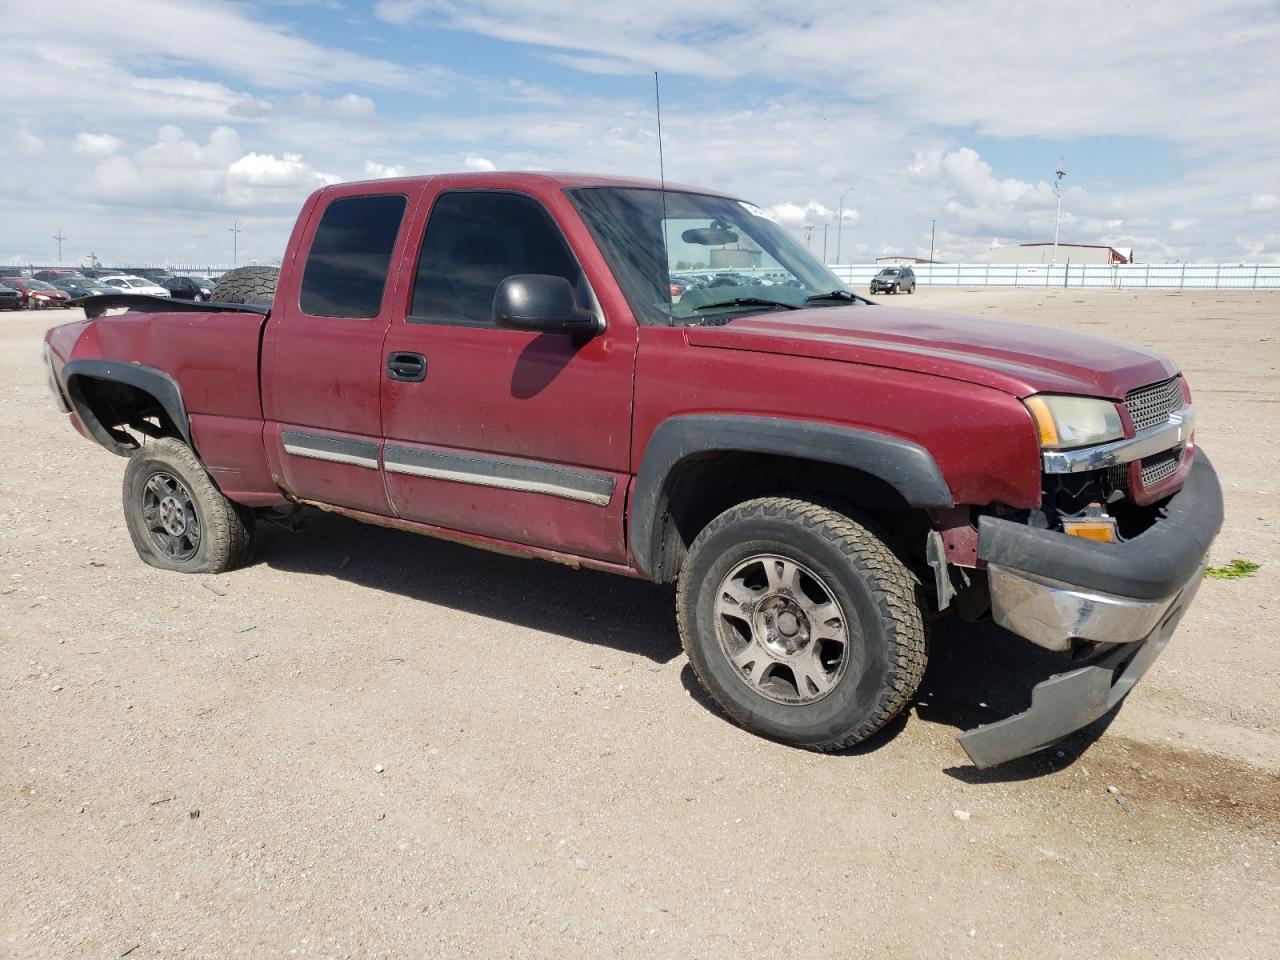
[
  {"x1": 676, "y1": 497, "x2": 927, "y2": 752},
  {"x1": 211, "y1": 266, "x2": 278, "y2": 307},
  {"x1": 122, "y1": 438, "x2": 254, "y2": 574}
]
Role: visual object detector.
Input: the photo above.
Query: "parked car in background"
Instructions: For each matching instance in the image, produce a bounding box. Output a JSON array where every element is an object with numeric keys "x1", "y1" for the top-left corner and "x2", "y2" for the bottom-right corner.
[
  {"x1": 52, "y1": 276, "x2": 111, "y2": 299},
  {"x1": 98, "y1": 275, "x2": 171, "y2": 297},
  {"x1": 0, "y1": 281, "x2": 21, "y2": 311},
  {"x1": 0, "y1": 276, "x2": 72, "y2": 308},
  {"x1": 124, "y1": 268, "x2": 174, "y2": 282},
  {"x1": 870, "y1": 266, "x2": 916, "y2": 295},
  {"x1": 34, "y1": 269, "x2": 81, "y2": 283},
  {"x1": 159, "y1": 275, "x2": 214, "y2": 301}
]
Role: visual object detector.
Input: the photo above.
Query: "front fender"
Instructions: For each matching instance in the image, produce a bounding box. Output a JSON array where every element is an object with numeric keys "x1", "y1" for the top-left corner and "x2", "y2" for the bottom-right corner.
[{"x1": 629, "y1": 414, "x2": 954, "y2": 580}]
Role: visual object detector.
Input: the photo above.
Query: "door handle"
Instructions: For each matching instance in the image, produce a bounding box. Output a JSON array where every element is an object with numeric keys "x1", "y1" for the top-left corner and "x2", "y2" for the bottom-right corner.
[{"x1": 386, "y1": 351, "x2": 427, "y2": 382}]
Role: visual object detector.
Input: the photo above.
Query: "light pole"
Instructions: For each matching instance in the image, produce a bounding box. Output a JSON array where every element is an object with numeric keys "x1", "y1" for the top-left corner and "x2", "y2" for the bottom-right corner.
[
  {"x1": 803, "y1": 225, "x2": 814, "y2": 250},
  {"x1": 53, "y1": 229, "x2": 67, "y2": 264},
  {"x1": 1051, "y1": 160, "x2": 1066, "y2": 264},
  {"x1": 929, "y1": 219, "x2": 935, "y2": 264},
  {"x1": 228, "y1": 219, "x2": 242, "y2": 267},
  {"x1": 835, "y1": 187, "x2": 852, "y2": 264},
  {"x1": 822, "y1": 223, "x2": 829, "y2": 263}
]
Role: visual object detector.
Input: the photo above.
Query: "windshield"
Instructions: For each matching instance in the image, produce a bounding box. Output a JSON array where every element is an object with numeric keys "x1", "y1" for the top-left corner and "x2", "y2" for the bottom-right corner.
[
  {"x1": 27, "y1": 280, "x2": 56, "y2": 290},
  {"x1": 878, "y1": 268, "x2": 900, "y2": 276},
  {"x1": 568, "y1": 187, "x2": 850, "y2": 325}
]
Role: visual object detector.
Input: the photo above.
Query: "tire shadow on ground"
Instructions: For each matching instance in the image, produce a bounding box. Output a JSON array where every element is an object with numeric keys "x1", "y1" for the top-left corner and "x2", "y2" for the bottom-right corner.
[{"x1": 677, "y1": 614, "x2": 1121, "y2": 779}]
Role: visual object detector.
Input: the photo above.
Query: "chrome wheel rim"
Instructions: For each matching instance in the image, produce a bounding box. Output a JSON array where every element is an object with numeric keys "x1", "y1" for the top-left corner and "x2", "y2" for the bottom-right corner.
[
  {"x1": 714, "y1": 554, "x2": 851, "y2": 705},
  {"x1": 141, "y1": 471, "x2": 200, "y2": 561}
]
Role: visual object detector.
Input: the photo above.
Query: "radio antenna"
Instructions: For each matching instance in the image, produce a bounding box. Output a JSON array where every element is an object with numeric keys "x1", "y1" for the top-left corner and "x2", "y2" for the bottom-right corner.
[{"x1": 654, "y1": 71, "x2": 673, "y2": 323}]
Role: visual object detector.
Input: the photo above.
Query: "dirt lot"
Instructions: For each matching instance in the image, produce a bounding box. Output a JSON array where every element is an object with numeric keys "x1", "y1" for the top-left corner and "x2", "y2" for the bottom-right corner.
[{"x1": 2, "y1": 289, "x2": 1278, "y2": 959}]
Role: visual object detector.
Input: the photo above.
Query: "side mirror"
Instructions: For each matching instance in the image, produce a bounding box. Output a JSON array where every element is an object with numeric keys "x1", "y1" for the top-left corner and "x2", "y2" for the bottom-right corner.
[{"x1": 493, "y1": 274, "x2": 602, "y2": 337}]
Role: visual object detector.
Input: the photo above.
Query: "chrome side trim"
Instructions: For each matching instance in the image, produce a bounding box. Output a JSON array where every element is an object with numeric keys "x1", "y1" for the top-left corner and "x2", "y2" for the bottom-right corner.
[
  {"x1": 1041, "y1": 404, "x2": 1194, "y2": 474},
  {"x1": 383, "y1": 444, "x2": 615, "y2": 507},
  {"x1": 987, "y1": 560, "x2": 1206, "y2": 652},
  {"x1": 281, "y1": 429, "x2": 379, "y2": 470}
]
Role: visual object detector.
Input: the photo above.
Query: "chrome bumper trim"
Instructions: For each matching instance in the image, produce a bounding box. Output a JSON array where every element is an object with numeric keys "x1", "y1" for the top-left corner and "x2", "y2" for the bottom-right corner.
[
  {"x1": 987, "y1": 560, "x2": 1206, "y2": 652},
  {"x1": 1041, "y1": 404, "x2": 1194, "y2": 474}
]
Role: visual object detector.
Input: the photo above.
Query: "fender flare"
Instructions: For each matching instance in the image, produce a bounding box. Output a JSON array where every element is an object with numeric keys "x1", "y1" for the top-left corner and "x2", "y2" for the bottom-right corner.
[
  {"x1": 630, "y1": 414, "x2": 954, "y2": 580},
  {"x1": 61, "y1": 359, "x2": 192, "y2": 456}
]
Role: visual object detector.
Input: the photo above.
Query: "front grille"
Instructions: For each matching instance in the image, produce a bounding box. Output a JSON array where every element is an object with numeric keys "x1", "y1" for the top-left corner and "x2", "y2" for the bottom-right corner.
[
  {"x1": 1124, "y1": 377, "x2": 1183, "y2": 432},
  {"x1": 1140, "y1": 447, "x2": 1183, "y2": 486},
  {"x1": 1104, "y1": 446, "x2": 1185, "y2": 490},
  {"x1": 1105, "y1": 463, "x2": 1130, "y2": 489}
]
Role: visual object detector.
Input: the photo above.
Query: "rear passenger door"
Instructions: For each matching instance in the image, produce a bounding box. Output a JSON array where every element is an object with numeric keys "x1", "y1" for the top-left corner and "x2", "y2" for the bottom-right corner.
[
  {"x1": 261, "y1": 187, "x2": 417, "y2": 515},
  {"x1": 378, "y1": 187, "x2": 637, "y2": 563}
]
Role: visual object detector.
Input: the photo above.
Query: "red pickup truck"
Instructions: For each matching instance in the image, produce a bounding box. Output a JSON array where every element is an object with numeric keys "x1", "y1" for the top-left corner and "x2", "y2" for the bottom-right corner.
[{"x1": 43, "y1": 172, "x2": 1222, "y2": 767}]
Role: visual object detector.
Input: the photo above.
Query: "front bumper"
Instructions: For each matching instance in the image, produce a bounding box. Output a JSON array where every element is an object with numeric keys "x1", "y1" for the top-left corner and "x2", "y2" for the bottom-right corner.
[{"x1": 957, "y1": 451, "x2": 1223, "y2": 768}]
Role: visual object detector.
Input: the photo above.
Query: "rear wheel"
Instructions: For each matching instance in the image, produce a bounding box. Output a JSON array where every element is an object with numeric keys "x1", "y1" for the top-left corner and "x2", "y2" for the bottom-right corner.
[
  {"x1": 676, "y1": 497, "x2": 927, "y2": 751},
  {"x1": 122, "y1": 438, "x2": 254, "y2": 573},
  {"x1": 211, "y1": 266, "x2": 278, "y2": 307}
]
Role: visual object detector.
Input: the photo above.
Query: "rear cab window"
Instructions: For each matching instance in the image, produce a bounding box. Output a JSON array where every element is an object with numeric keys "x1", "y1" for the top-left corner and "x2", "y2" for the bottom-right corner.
[{"x1": 300, "y1": 193, "x2": 408, "y2": 318}]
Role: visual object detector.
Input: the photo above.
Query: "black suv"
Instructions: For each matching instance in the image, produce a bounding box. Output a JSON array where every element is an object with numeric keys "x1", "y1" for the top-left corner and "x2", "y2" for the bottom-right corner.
[
  {"x1": 870, "y1": 266, "x2": 916, "y2": 295},
  {"x1": 159, "y1": 276, "x2": 214, "y2": 301}
]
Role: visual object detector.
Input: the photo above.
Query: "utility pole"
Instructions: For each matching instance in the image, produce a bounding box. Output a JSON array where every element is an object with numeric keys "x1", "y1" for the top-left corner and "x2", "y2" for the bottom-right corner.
[
  {"x1": 228, "y1": 219, "x2": 242, "y2": 267},
  {"x1": 53, "y1": 229, "x2": 67, "y2": 264},
  {"x1": 1051, "y1": 160, "x2": 1066, "y2": 264},
  {"x1": 835, "y1": 187, "x2": 852, "y2": 264},
  {"x1": 929, "y1": 219, "x2": 936, "y2": 264},
  {"x1": 823, "y1": 223, "x2": 829, "y2": 263}
]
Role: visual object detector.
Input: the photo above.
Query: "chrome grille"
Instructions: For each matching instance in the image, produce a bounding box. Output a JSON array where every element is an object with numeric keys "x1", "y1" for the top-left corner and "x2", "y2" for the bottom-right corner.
[
  {"x1": 1124, "y1": 377, "x2": 1183, "y2": 432},
  {"x1": 1140, "y1": 447, "x2": 1183, "y2": 486}
]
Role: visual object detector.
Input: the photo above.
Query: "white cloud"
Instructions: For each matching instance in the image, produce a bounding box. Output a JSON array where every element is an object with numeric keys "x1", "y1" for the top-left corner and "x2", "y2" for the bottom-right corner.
[
  {"x1": 464, "y1": 155, "x2": 497, "y2": 172},
  {"x1": 364, "y1": 160, "x2": 406, "y2": 179},
  {"x1": 1170, "y1": 218, "x2": 1199, "y2": 232},
  {"x1": 763, "y1": 200, "x2": 859, "y2": 228},
  {"x1": 1248, "y1": 193, "x2": 1279, "y2": 213},
  {"x1": 293, "y1": 92, "x2": 378, "y2": 119},
  {"x1": 227, "y1": 152, "x2": 339, "y2": 188},
  {"x1": 74, "y1": 132, "x2": 123, "y2": 156}
]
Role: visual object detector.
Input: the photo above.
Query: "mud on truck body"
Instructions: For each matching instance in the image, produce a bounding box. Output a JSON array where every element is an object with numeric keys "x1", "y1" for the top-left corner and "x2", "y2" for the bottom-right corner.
[{"x1": 43, "y1": 172, "x2": 1223, "y2": 767}]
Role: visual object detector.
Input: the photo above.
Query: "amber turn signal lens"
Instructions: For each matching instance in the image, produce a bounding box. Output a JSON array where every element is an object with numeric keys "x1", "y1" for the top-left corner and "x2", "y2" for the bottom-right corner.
[
  {"x1": 1023, "y1": 395, "x2": 1060, "y2": 448},
  {"x1": 1062, "y1": 518, "x2": 1118, "y2": 543}
]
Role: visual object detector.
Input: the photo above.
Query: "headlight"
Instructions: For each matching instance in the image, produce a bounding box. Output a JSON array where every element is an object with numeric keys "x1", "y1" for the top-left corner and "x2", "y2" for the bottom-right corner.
[{"x1": 1023, "y1": 395, "x2": 1124, "y2": 449}]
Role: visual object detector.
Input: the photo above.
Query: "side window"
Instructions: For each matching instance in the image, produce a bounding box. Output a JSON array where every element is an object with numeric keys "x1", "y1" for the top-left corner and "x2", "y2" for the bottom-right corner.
[
  {"x1": 300, "y1": 194, "x2": 407, "y2": 319},
  {"x1": 410, "y1": 191, "x2": 584, "y2": 326}
]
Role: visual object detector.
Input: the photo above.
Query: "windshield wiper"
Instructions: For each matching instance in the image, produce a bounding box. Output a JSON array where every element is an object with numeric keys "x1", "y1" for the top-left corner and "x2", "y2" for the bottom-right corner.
[
  {"x1": 691, "y1": 297, "x2": 801, "y2": 314},
  {"x1": 805, "y1": 289, "x2": 873, "y2": 305}
]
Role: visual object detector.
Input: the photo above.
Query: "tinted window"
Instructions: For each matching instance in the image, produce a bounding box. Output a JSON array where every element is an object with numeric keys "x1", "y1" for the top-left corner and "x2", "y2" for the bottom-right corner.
[
  {"x1": 300, "y1": 194, "x2": 407, "y2": 318},
  {"x1": 410, "y1": 191, "x2": 584, "y2": 326}
]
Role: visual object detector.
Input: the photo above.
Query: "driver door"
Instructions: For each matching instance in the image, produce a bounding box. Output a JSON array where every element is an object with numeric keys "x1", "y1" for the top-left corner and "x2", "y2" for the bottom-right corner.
[{"x1": 379, "y1": 187, "x2": 637, "y2": 562}]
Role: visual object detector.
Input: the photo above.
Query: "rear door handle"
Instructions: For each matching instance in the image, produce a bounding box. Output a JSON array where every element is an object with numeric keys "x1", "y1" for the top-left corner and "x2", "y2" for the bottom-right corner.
[{"x1": 386, "y1": 351, "x2": 427, "y2": 382}]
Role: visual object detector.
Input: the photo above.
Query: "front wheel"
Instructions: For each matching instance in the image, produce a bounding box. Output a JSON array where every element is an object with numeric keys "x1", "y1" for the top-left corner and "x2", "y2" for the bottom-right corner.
[
  {"x1": 676, "y1": 498, "x2": 927, "y2": 752},
  {"x1": 122, "y1": 438, "x2": 255, "y2": 573}
]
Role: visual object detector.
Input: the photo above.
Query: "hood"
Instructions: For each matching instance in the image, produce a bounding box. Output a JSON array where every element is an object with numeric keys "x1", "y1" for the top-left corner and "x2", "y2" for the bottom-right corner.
[{"x1": 684, "y1": 304, "x2": 1176, "y2": 398}]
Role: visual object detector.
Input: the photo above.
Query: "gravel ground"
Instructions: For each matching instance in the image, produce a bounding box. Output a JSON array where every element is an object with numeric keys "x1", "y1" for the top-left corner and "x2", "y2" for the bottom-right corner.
[{"x1": 2, "y1": 290, "x2": 1278, "y2": 959}]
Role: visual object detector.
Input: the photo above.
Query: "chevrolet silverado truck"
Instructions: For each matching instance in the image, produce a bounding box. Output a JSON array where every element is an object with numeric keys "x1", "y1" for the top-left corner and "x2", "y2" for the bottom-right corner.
[{"x1": 43, "y1": 172, "x2": 1223, "y2": 767}]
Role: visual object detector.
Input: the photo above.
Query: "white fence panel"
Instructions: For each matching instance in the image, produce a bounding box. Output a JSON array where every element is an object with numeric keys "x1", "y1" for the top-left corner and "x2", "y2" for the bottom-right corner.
[{"x1": 829, "y1": 263, "x2": 1280, "y2": 290}]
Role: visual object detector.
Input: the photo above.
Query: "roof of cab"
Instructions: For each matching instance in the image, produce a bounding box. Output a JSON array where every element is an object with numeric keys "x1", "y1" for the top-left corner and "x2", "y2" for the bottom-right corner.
[{"x1": 319, "y1": 170, "x2": 739, "y2": 199}]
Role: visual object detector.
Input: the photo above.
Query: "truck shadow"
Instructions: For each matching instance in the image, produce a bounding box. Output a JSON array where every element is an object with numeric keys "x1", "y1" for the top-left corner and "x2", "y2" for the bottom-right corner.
[
  {"x1": 256, "y1": 509, "x2": 682, "y2": 664},
  {"x1": 259, "y1": 508, "x2": 1118, "y2": 776}
]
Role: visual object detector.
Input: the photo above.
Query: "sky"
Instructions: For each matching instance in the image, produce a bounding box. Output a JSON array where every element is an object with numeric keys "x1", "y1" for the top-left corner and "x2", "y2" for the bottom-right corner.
[{"x1": 1, "y1": 0, "x2": 1278, "y2": 268}]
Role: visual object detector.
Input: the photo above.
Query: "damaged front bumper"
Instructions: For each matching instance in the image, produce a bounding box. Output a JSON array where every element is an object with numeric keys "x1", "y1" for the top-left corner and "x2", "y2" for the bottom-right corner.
[{"x1": 957, "y1": 451, "x2": 1224, "y2": 768}]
